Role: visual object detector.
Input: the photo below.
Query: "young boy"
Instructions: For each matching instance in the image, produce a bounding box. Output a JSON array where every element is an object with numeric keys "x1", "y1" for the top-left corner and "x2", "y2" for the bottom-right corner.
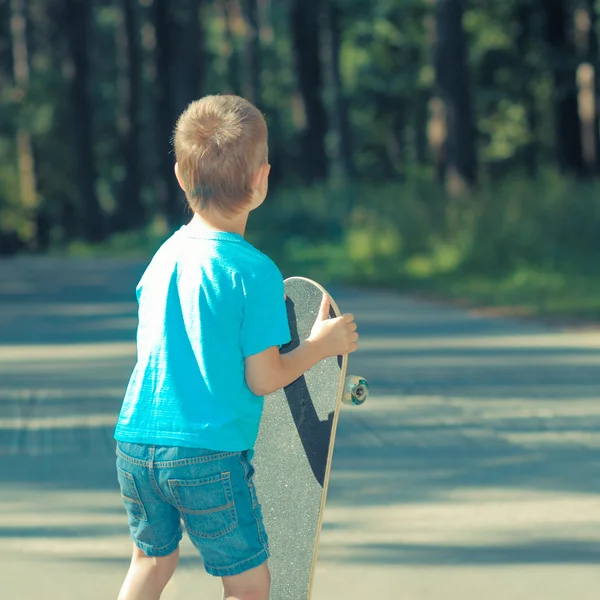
[{"x1": 114, "y1": 95, "x2": 359, "y2": 600}]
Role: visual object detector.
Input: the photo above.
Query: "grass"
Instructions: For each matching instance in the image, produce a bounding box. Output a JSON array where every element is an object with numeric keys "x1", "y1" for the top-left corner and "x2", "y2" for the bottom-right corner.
[
  {"x1": 271, "y1": 239, "x2": 600, "y2": 323},
  {"x1": 416, "y1": 270, "x2": 600, "y2": 323}
]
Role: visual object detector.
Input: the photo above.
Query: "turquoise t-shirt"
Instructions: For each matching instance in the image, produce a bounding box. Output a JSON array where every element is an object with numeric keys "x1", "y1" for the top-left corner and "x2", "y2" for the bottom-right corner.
[{"x1": 114, "y1": 223, "x2": 291, "y2": 451}]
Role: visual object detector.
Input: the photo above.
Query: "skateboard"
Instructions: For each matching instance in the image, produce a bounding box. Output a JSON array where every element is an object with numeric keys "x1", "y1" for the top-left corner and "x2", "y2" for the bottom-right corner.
[{"x1": 223, "y1": 276, "x2": 368, "y2": 600}]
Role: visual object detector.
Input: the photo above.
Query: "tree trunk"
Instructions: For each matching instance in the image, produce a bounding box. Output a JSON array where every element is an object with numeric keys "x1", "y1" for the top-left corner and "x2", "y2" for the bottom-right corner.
[
  {"x1": 543, "y1": 0, "x2": 585, "y2": 175},
  {"x1": 290, "y1": 0, "x2": 328, "y2": 181},
  {"x1": 434, "y1": 0, "x2": 477, "y2": 192},
  {"x1": 322, "y1": 0, "x2": 354, "y2": 180},
  {"x1": 10, "y1": 0, "x2": 39, "y2": 246},
  {"x1": 386, "y1": 98, "x2": 407, "y2": 179},
  {"x1": 65, "y1": 0, "x2": 103, "y2": 241},
  {"x1": 114, "y1": 0, "x2": 143, "y2": 231},
  {"x1": 172, "y1": 0, "x2": 205, "y2": 116},
  {"x1": 414, "y1": 89, "x2": 430, "y2": 166},
  {"x1": 1, "y1": 0, "x2": 21, "y2": 253},
  {"x1": 257, "y1": 0, "x2": 286, "y2": 185},
  {"x1": 154, "y1": 0, "x2": 205, "y2": 227},
  {"x1": 154, "y1": 0, "x2": 175, "y2": 225},
  {"x1": 516, "y1": 0, "x2": 539, "y2": 178},
  {"x1": 0, "y1": 0, "x2": 10, "y2": 89},
  {"x1": 223, "y1": 0, "x2": 242, "y2": 95},
  {"x1": 243, "y1": 0, "x2": 261, "y2": 105},
  {"x1": 585, "y1": 0, "x2": 600, "y2": 173}
]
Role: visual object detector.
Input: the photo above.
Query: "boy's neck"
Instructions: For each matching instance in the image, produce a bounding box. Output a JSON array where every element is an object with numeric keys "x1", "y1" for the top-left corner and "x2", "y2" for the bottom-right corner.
[{"x1": 190, "y1": 210, "x2": 249, "y2": 237}]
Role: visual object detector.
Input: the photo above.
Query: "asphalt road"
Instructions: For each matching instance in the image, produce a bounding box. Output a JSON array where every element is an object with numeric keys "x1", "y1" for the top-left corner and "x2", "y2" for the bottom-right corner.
[{"x1": 0, "y1": 257, "x2": 599, "y2": 599}]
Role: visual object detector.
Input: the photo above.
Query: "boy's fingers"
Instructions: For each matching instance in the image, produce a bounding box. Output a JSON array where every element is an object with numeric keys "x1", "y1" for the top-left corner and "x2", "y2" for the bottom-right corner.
[
  {"x1": 343, "y1": 313, "x2": 354, "y2": 323},
  {"x1": 318, "y1": 294, "x2": 331, "y2": 321}
]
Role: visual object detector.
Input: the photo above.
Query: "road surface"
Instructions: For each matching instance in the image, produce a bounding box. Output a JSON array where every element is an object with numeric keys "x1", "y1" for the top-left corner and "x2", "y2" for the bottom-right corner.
[{"x1": 0, "y1": 257, "x2": 599, "y2": 599}]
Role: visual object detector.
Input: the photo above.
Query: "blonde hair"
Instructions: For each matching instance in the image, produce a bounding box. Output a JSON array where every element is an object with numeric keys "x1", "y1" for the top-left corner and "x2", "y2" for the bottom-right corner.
[{"x1": 174, "y1": 95, "x2": 268, "y2": 215}]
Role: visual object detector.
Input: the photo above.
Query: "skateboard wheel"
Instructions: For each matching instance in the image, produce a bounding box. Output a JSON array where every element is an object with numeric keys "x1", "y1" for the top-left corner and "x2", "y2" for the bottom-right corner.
[{"x1": 343, "y1": 375, "x2": 369, "y2": 406}]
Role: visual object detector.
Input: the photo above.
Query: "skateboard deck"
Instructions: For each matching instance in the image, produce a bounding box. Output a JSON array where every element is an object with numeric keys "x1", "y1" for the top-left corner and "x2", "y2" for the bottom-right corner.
[
  {"x1": 220, "y1": 276, "x2": 367, "y2": 600},
  {"x1": 246, "y1": 277, "x2": 366, "y2": 600},
  {"x1": 253, "y1": 276, "x2": 344, "y2": 600}
]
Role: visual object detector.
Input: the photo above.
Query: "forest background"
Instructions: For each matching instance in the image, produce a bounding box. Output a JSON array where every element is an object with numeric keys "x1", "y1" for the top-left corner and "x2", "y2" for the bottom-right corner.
[{"x1": 1, "y1": 0, "x2": 599, "y2": 319}]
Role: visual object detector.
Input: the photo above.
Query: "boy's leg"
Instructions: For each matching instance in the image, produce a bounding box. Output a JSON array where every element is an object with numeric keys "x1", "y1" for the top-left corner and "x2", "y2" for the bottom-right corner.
[
  {"x1": 222, "y1": 562, "x2": 270, "y2": 600},
  {"x1": 118, "y1": 543, "x2": 179, "y2": 600},
  {"x1": 168, "y1": 450, "x2": 271, "y2": 597},
  {"x1": 116, "y1": 443, "x2": 183, "y2": 600}
]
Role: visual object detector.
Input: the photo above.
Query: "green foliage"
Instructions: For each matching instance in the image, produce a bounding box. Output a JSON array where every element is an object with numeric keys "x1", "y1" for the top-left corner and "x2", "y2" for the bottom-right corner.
[
  {"x1": 59, "y1": 173, "x2": 600, "y2": 318},
  {"x1": 2, "y1": 0, "x2": 600, "y2": 319},
  {"x1": 67, "y1": 173, "x2": 600, "y2": 318},
  {"x1": 247, "y1": 175, "x2": 600, "y2": 318},
  {"x1": 57, "y1": 217, "x2": 170, "y2": 258}
]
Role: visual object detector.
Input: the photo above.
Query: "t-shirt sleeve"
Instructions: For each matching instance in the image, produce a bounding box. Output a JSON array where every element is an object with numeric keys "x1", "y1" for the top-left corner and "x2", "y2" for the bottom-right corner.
[{"x1": 241, "y1": 262, "x2": 291, "y2": 358}]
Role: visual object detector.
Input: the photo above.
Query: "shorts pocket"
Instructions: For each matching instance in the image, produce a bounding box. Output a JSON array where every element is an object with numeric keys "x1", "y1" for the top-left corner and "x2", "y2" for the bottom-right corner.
[
  {"x1": 169, "y1": 472, "x2": 238, "y2": 540},
  {"x1": 117, "y1": 466, "x2": 147, "y2": 522}
]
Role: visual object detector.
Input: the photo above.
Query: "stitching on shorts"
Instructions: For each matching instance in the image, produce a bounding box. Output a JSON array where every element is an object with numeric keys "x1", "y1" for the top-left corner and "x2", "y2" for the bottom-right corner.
[
  {"x1": 144, "y1": 445, "x2": 174, "y2": 505},
  {"x1": 116, "y1": 446, "x2": 152, "y2": 467},
  {"x1": 183, "y1": 500, "x2": 235, "y2": 517},
  {"x1": 170, "y1": 472, "x2": 239, "y2": 540},
  {"x1": 136, "y1": 526, "x2": 182, "y2": 554},
  {"x1": 239, "y1": 453, "x2": 268, "y2": 554},
  {"x1": 205, "y1": 547, "x2": 268, "y2": 574},
  {"x1": 184, "y1": 514, "x2": 239, "y2": 539},
  {"x1": 170, "y1": 472, "x2": 235, "y2": 517},
  {"x1": 152, "y1": 451, "x2": 240, "y2": 469},
  {"x1": 149, "y1": 463, "x2": 172, "y2": 505},
  {"x1": 170, "y1": 472, "x2": 231, "y2": 488},
  {"x1": 117, "y1": 447, "x2": 239, "y2": 469},
  {"x1": 117, "y1": 467, "x2": 148, "y2": 522}
]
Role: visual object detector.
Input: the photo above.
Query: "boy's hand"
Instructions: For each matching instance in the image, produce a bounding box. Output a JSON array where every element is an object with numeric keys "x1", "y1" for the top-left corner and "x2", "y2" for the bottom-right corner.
[
  {"x1": 307, "y1": 294, "x2": 359, "y2": 359},
  {"x1": 245, "y1": 293, "x2": 358, "y2": 397}
]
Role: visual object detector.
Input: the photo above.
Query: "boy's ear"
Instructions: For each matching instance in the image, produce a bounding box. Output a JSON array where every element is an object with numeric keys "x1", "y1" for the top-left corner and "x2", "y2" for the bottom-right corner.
[
  {"x1": 258, "y1": 163, "x2": 271, "y2": 192},
  {"x1": 174, "y1": 162, "x2": 187, "y2": 192},
  {"x1": 251, "y1": 163, "x2": 270, "y2": 194}
]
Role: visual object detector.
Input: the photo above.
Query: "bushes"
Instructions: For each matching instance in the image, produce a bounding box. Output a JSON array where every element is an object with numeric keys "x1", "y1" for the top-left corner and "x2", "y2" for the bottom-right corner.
[
  {"x1": 246, "y1": 173, "x2": 600, "y2": 289},
  {"x1": 55, "y1": 172, "x2": 600, "y2": 317},
  {"x1": 463, "y1": 174, "x2": 600, "y2": 273}
]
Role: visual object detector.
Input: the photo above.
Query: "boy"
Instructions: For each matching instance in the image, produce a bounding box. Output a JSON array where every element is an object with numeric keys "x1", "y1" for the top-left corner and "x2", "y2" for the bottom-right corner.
[{"x1": 114, "y1": 95, "x2": 359, "y2": 600}]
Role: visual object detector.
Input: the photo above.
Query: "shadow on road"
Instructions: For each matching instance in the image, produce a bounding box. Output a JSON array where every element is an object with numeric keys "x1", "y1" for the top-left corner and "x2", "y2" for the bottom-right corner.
[{"x1": 0, "y1": 259, "x2": 599, "y2": 571}]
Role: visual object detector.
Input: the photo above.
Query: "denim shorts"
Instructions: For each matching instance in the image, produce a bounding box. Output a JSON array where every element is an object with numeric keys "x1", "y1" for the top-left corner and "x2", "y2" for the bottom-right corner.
[{"x1": 115, "y1": 441, "x2": 269, "y2": 577}]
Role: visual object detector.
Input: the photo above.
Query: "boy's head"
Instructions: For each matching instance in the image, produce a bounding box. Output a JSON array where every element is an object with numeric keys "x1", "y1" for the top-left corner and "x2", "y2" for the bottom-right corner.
[{"x1": 174, "y1": 95, "x2": 269, "y2": 217}]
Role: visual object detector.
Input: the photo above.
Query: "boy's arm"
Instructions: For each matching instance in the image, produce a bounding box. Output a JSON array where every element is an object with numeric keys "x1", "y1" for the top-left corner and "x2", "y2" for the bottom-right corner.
[{"x1": 245, "y1": 295, "x2": 358, "y2": 397}]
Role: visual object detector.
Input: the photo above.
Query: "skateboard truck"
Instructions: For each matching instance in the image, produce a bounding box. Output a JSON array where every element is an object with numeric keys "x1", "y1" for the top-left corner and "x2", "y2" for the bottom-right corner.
[{"x1": 342, "y1": 375, "x2": 369, "y2": 406}]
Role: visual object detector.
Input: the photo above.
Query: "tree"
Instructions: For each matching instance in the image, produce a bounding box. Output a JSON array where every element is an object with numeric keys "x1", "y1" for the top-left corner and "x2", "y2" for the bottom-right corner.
[
  {"x1": 172, "y1": 0, "x2": 205, "y2": 117},
  {"x1": 434, "y1": 0, "x2": 478, "y2": 192},
  {"x1": 10, "y1": 0, "x2": 39, "y2": 246},
  {"x1": 516, "y1": 0, "x2": 539, "y2": 178},
  {"x1": 65, "y1": 0, "x2": 104, "y2": 241},
  {"x1": 114, "y1": 0, "x2": 143, "y2": 230},
  {"x1": 290, "y1": 0, "x2": 328, "y2": 181},
  {"x1": 584, "y1": 0, "x2": 600, "y2": 173},
  {"x1": 322, "y1": 0, "x2": 355, "y2": 180},
  {"x1": 154, "y1": 0, "x2": 205, "y2": 227},
  {"x1": 543, "y1": 0, "x2": 585, "y2": 175},
  {"x1": 0, "y1": 0, "x2": 10, "y2": 89},
  {"x1": 222, "y1": 0, "x2": 242, "y2": 95},
  {"x1": 243, "y1": 0, "x2": 261, "y2": 105}
]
